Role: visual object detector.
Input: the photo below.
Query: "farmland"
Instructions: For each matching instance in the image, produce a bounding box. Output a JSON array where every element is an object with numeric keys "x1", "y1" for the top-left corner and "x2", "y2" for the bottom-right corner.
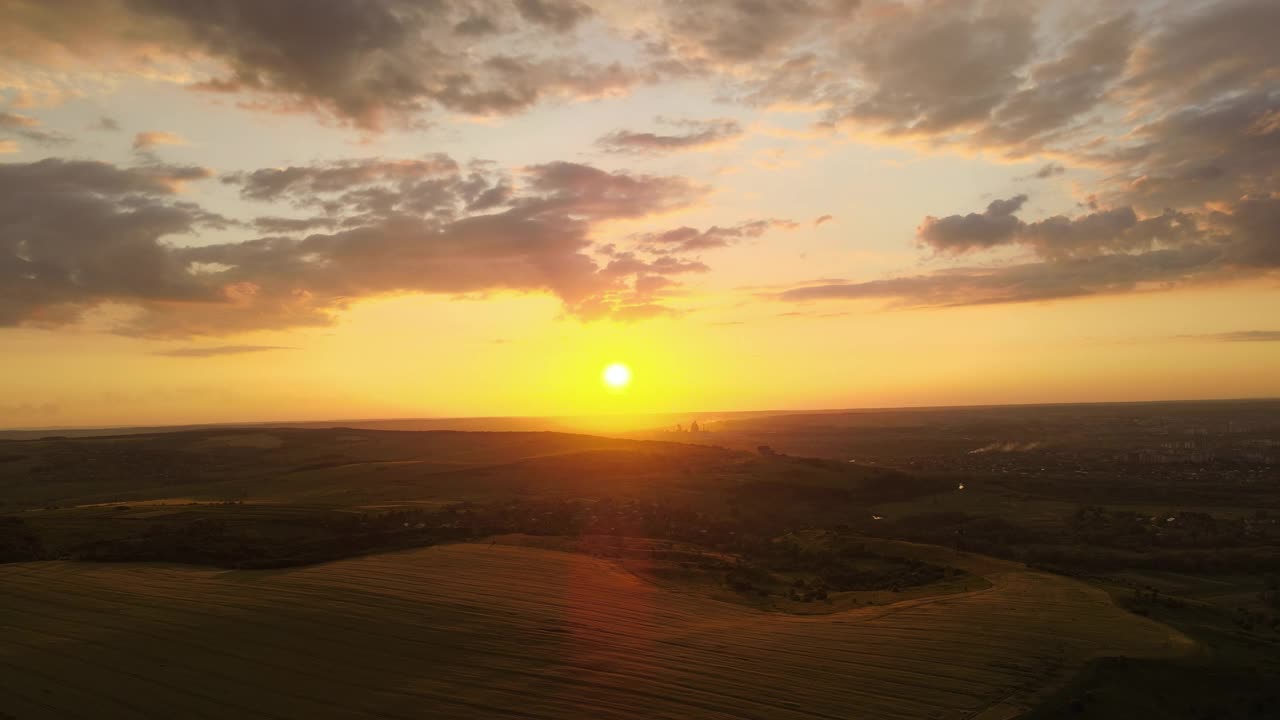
[
  {"x1": 0, "y1": 541, "x2": 1188, "y2": 720},
  {"x1": 2, "y1": 402, "x2": 1277, "y2": 718}
]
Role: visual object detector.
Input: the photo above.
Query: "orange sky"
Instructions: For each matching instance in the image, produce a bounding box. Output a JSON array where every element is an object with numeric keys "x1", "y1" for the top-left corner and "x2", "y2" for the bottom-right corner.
[{"x1": 0, "y1": 0, "x2": 1277, "y2": 428}]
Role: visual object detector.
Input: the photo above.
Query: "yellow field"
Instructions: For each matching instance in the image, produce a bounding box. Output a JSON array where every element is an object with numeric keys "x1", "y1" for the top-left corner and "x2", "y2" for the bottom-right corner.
[{"x1": 0, "y1": 543, "x2": 1190, "y2": 719}]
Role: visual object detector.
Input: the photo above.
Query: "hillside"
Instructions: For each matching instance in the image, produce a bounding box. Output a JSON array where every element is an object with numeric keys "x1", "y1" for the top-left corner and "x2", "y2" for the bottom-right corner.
[{"x1": 0, "y1": 541, "x2": 1190, "y2": 720}]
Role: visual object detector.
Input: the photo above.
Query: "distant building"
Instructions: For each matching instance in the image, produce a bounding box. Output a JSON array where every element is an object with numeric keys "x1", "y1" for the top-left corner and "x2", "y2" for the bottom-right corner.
[{"x1": 690, "y1": 420, "x2": 700, "y2": 433}]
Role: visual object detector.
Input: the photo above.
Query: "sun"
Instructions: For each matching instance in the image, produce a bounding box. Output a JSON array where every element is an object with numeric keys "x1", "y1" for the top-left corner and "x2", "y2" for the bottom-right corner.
[{"x1": 602, "y1": 363, "x2": 632, "y2": 390}]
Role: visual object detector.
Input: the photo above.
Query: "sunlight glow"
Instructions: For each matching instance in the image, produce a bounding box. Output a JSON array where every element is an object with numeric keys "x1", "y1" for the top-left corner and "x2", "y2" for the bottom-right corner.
[{"x1": 603, "y1": 363, "x2": 632, "y2": 390}]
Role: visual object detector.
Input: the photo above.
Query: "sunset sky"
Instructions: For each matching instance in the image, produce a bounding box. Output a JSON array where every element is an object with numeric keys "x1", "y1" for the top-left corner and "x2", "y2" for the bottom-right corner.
[{"x1": 1, "y1": 0, "x2": 1277, "y2": 428}]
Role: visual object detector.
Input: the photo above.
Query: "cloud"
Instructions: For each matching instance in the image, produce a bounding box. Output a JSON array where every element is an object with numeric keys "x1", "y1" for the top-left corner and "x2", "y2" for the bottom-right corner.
[
  {"x1": 773, "y1": 1, "x2": 1279, "y2": 315},
  {"x1": 132, "y1": 131, "x2": 186, "y2": 151},
  {"x1": 919, "y1": 193, "x2": 1228, "y2": 261},
  {"x1": 608, "y1": 302, "x2": 682, "y2": 322},
  {"x1": 224, "y1": 155, "x2": 460, "y2": 205},
  {"x1": 514, "y1": 0, "x2": 592, "y2": 32},
  {"x1": 816, "y1": 2, "x2": 1037, "y2": 141},
  {"x1": 803, "y1": 0, "x2": 1280, "y2": 215},
  {"x1": 917, "y1": 195, "x2": 1028, "y2": 255},
  {"x1": 1, "y1": 155, "x2": 708, "y2": 335},
  {"x1": 1123, "y1": 0, "x2": 1280, "y2": 108},
  {"x1": 1195, "y1": 331, "x2": 1280, "y2": 343},
  {"x1": 91, "y1": 116, "x2": 120, "y2": 132},
  {"x1": 776, "y1": 244, "x2": 1228, "y2": 309},
  {"x1": 0, "y1": 111, "x2": 72, "y2": 146},
  {"x1": 1088, "y1": 89, "x2": 1280, "y2": 213},
  {"x1": 0, "y1": 158, "x2": 225, "y2": 326},
  {"x1": 0, "y1": 141, "x2": 16, "y2": 154},
  {"x1": 517, "y1": 161, "x2": 708, "y2": 220},
  {"x1": 972, "y1": 14, "x2": 1136, "y2": 152},
  {"x1": 653, "y1": 0, "x2": 861, "y2": 65},
  {"x1": 154, "y1": 344, "x2": 293, "y2": 357},
  {"x1": 0, "y1": 113, "x2": 38, "y2": 129},
  {"x1": 1031, "y1": 163, "x2": 1065, "y2": 179},
  {"x1": 251, "y1": 216, "x2": 336, "y2": 235},
  {"x1": 2, "y1": 0, "x2": 1275, "y2": 325},
  {"x1": 633, "y1": 273, "x2": 677, "y2": 297},
  {"x1": 601, "y1": 252, "x2": 709, "y2": 278},
  {"x1": 813, "y1": 214, "x2": 833, "y2": 226},
  {"x1": 780, "y1": 185, "x2": 1279, "y2": 312},
  {"x1": 633, "y1": 218, "x2": 798, "y2": 253},
  {"x1": 597, "y1": 118, "x2": 743, "y2": 154},
  {"x1": 774, "y1": 5, "x2": 1135, "y2": 158},
  {"x1": 0, "y1": 0, "x2": 656, "y2": 129}
]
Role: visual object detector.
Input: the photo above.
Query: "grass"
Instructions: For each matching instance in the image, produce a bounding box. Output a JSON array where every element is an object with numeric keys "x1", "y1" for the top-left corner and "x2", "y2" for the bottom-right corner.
[
  {"x1": 0, "y1": 542, "x2": 1189, "y2": 719},
  {"x1": 1025, "y1": 578, "x2": 1280, "y2": 720}
]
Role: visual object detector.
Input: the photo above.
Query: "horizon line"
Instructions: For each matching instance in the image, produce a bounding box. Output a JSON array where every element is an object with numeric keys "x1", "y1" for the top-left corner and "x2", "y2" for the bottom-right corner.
[{"x1": 3, "y1": 395, "x2": 1277, "y2": 435}]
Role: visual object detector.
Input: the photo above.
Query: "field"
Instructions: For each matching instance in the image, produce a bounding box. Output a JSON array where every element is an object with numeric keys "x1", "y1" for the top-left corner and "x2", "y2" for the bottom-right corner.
[
  {"x1": 0, "y1": 429, "x2": 907, "y2": 512},
  {"x1": 0, "y1": 541, "x2": 1188, "y2": 720},
  {"x1": 1, "y1": 404, "x2": 1276, "y2": 718}
]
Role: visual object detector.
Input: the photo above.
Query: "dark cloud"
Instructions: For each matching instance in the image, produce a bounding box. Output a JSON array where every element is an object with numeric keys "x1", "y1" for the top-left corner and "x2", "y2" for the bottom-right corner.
[
  {"x1": 1031, "y1": 163, "x2": 1065, "y2": 179},
  {"x1": 1, "y1": 157, "x2": 211, "y2": 196},
  {"x1": 454, "y1": 13, "x2": 499, "y2": 36},
  {"x1": 468, "y1": 180, "x2": 512, "y2": 211},
  {"x1": 823, "y1": 3, "x2": 1037, "y2": 140},
  {"x1": 1124, "y1": 0, "x2": 1280, "y2": 108},
  {"x1": 597, "y1": 118, "x2": 743, "y2": 154},
  {"x1": 1090, "y1": 89, "x2": 1280, "y2": 213},
  {"x1": 2, "y1": 0, "x2": 1274, "y2": 326},
  {"x1": 656, "y1": 0, "x2": 860, "y2": 64},
  {"x1": 1195, "y1": 330, "x2": 1280, "y2": 343},
  {"x1": 813, "y1": 214, "x2": 833, "y2": 226},
  {"x1": 633, "y1": 218, "x2": 798, "y2": 253},
  {"x1": 514, "y1": 0, "x2": 592, "y2": 32},
  {"x1": 0, "y1": 159, "x2": 224, "y2": 326},
  {"x1": 809, "y1": 0, "x2": 1280, "y2": 215},
  {"x1": 92, "y1": 116, "x2": 121, "y2": 132},
  {"x1": 973, "y1": 14, "x2": 1136, "y2": 152},
  {"x1": 1020, "y1": 208, "x2": 1208, "y2": 261},
  {"x1": 0, "y1": 155, "x2": 708, "y2": 335},
  {"x1": 251, "y1": 216, "x2": 336, "y2": 234},
  {"x1": 786, "y1": 1, "x2": 1280, "y2": 315},
  {"x1": 1214, "y1": 195, "x2": 1280, "y2": 269},
  {"x1": 917, "y1": 195, "x2": 1027, "y2": 255},
  {"x1": 155, "y1": 345, "x2": 293, "y2": 357},
  {"x1": 776, "y1": 244, "x2": 1227, "y2": 308},
  {"x1": 0, "y1": 0, "x2": 653, "y2": 128},
  {"x1": 517, "y1": 161, "x2": 708, "y2": 220},
  {"x1": 225, "y1": 155, "x2": 459, "y2": 205},
  {"x1": 919, "y1": 196, "x2": 1210, "y2": 261},
  {"x1": 782, "y1": 185, "x2": 1278, "y2": 312}
]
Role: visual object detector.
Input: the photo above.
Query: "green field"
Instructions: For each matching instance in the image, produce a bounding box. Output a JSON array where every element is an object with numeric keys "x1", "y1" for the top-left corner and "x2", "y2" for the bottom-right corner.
[{"x1": 0, "y1": 541, "x2": 1189, "y2": 720}]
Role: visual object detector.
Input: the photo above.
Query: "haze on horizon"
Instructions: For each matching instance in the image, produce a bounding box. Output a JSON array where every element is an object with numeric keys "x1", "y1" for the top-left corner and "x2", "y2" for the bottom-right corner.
[{"x1": 1, "y1": 0, "x2": 1277, "y2": 429}]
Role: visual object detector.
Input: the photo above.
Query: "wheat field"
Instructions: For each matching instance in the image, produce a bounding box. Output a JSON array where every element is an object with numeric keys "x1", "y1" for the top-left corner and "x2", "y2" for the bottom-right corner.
[{"x1": 0, "y1": 543, "x2": 1190, "y2": 719}]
